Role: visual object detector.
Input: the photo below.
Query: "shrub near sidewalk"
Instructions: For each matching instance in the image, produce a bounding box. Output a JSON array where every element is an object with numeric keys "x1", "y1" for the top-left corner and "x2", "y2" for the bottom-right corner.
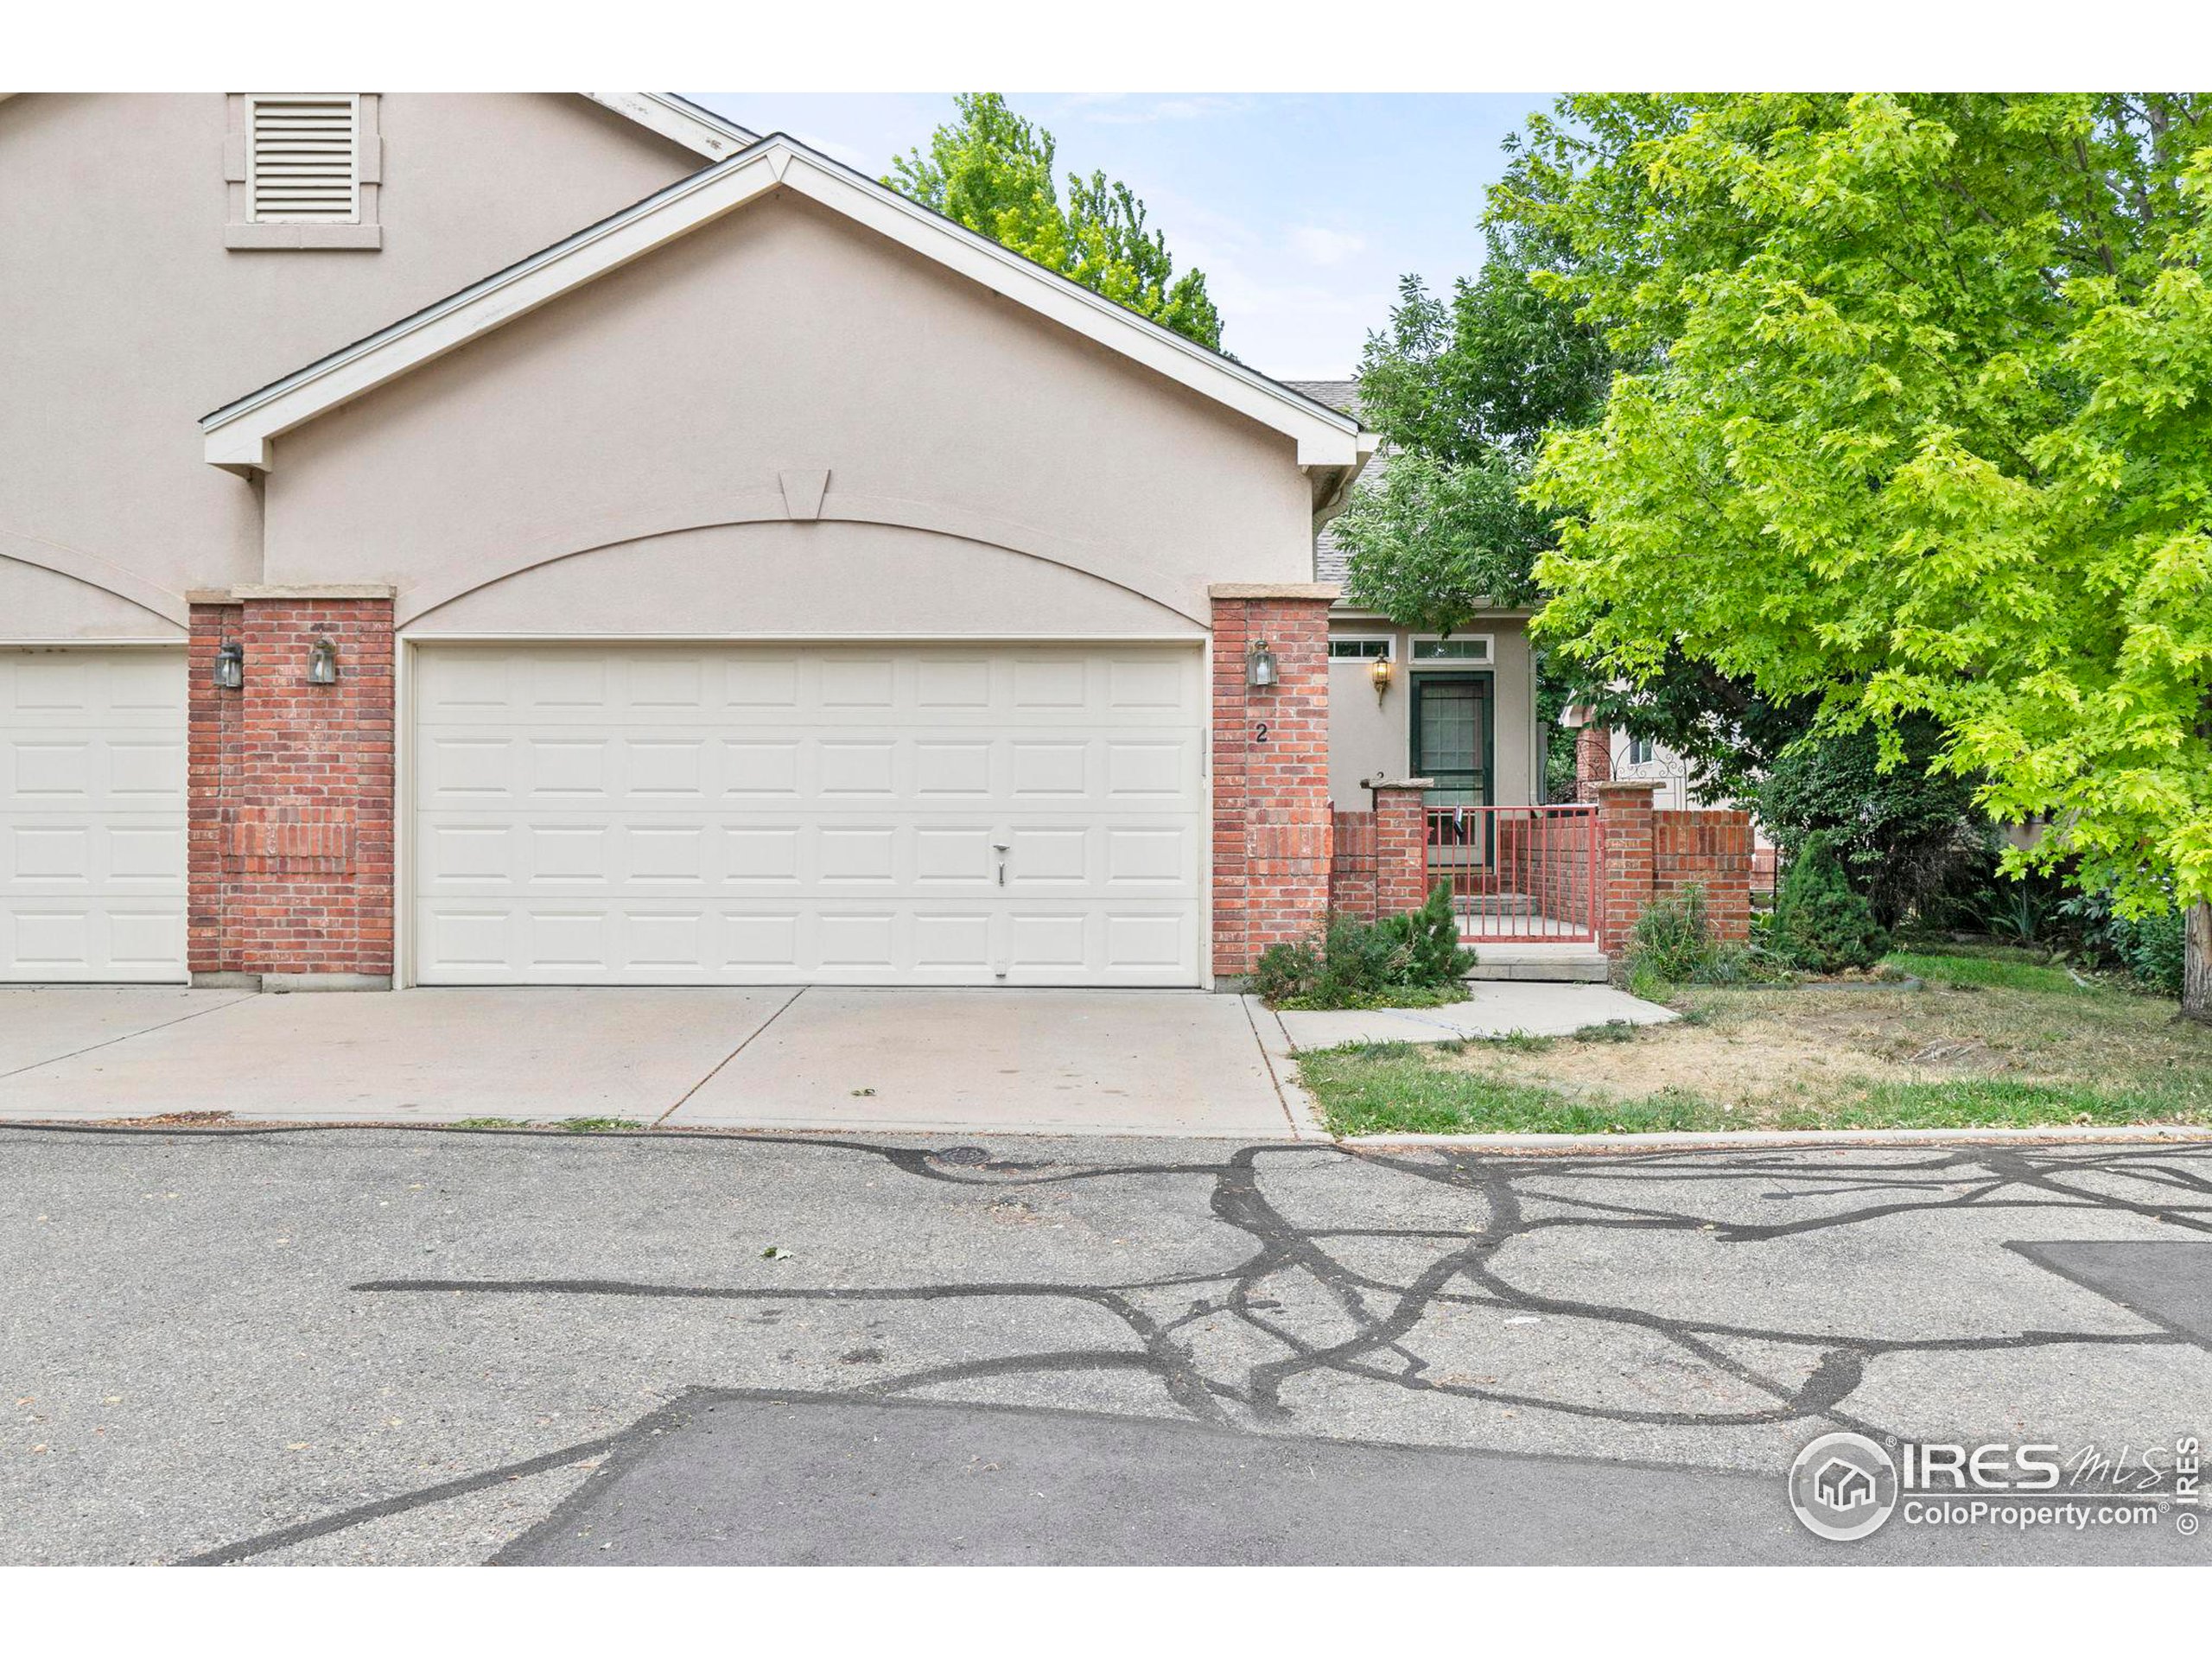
[
  {"x1": 1770, "y1": 835, "x2": 1890, "y2": 973},
  {"x1": 1252, "y1": 881, "x2": 1477, "y2": 1011},
  {"x1": 1623, "y1": 882, "x2": 1787, "y2": 999}
]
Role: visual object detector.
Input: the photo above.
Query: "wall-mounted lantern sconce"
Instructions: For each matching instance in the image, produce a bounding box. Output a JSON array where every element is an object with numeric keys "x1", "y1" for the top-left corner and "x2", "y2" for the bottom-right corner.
[
  {"x1": 213, "y1": 643, "x2": 245, "y2": 690},
  {"x1": 306, "y1": 638, "x2": 340, "y2": 685},
  {"x1": 1370, "y1": 656, "x2": 1394, "y2": 703},
  {"x1": 1245, "y1": 639, "x2": 1278, "y2": 690}
]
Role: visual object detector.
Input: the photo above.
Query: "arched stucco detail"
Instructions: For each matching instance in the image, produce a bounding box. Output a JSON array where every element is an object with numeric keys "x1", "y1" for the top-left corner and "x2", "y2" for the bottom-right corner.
[
  {"x1": 0, "y1": 540, "x2": 187, "y2": 635},
  {"x1": 403, "y1": 518, "x2": 1205, "y2": 638},
  {"x1": 396, "y1": 495, "x2": 1210, "y2": 629}
]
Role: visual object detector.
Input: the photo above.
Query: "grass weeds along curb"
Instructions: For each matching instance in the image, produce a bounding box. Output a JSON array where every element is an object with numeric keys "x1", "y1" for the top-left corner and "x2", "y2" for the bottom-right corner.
[{"x1": 1300, "y1": 946, "x2": 2212, "y2": 1137}]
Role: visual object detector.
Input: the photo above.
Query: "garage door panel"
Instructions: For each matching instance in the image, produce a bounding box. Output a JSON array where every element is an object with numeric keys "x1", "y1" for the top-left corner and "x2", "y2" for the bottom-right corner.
[
  {"x1": 2, "y1": 650, "x2": 188, "y2": 982},
  {"x1": 412, "y1": 644, "x2": 1204, "y2": 986}
]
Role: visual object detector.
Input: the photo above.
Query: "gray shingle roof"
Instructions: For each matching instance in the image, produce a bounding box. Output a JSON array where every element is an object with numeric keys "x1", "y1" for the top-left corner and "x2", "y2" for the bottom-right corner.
[{"x1": 1283, "y1": 378, "x2": 1379, "y2": 588}]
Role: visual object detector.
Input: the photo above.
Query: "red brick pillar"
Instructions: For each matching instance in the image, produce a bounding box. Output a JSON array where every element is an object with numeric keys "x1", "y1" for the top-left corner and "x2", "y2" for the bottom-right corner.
[
  {"x1": 1595, "y1": 779, "x2": 1659, "y2": 955},
  {"x1": 1210, "y1": 583, "x2": 1336, "y2": 978},
  {"x1": 1575, "y1": 721, "x2": 1613, "y2": 800},
  {"x1": 186, "y1": 587, "x2": 396, "y2": 988},
  {"x1": 1373, "y1": 782, "x2": 1433, "y2": 915}
]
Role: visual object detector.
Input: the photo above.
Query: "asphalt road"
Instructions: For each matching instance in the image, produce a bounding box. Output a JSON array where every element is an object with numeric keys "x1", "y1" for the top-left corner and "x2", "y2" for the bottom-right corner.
[{"x1": 5, "y1": 1125, "x2": 2209, "y2": 1564}]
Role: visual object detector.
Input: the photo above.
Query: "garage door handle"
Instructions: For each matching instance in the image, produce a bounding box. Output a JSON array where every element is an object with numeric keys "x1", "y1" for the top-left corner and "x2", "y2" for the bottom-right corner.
[{"x1": 993, "y1": 842, "x2": 1009, "y2": 887}]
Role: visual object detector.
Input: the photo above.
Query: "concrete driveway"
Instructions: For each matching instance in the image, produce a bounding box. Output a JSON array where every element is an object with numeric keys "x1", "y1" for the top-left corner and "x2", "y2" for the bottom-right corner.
[{"x1": 0, "y1": 986, "x2": 1306, "y2": 1138}]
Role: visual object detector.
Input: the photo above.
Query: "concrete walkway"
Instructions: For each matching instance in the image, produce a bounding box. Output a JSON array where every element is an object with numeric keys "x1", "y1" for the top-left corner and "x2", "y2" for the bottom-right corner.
[
  {"x1": 1272, "y1": 981, "x2": 1673, "y2": 1051},
  {"x1": 0, "y1": 985, "x2": 1306, "y2": 1139}
]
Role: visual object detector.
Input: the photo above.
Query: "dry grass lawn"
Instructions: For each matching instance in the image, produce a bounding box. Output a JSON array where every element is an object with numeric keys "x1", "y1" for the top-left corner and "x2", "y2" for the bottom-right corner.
[{"x1": 1300, "y1": 949, "x2": 2212, "y2": 1136}]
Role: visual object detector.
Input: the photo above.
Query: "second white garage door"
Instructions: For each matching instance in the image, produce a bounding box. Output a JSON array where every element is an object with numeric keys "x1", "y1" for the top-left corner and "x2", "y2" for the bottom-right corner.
[{"x1": 412, "y1": 643, "x2": 1206, "y2": 986}]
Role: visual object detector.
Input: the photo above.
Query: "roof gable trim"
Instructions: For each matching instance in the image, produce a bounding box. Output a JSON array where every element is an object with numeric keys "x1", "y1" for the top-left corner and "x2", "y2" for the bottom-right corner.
[
  {"x1": 582, "y1": 92, "x2": 755, "y2": 160},
  {"x1": 200, "y1": 134, "x2": 1370, "y2": 475}
]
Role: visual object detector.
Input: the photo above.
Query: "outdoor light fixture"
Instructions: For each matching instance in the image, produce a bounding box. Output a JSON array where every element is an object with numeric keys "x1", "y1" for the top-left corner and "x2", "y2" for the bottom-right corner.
[
  {"x1": 1245, "y1": 639, "x2": 1278, "y2": 690},
  {"x1": 306, "y1": 638, "x2": 340, "y2": 685},
  {"x1": 213, "y1": 643, "x2": 244, "y2": 690},
  {"x1": 1370, "y1": 655, "x2": 1394, "y2": 702}
]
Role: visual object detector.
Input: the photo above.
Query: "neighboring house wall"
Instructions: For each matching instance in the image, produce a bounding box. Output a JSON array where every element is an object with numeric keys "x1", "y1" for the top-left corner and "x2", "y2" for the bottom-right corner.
[
  {"x1": 0, "y1": 92, "x2": 704, "y2": 639},
  {"x1": 1610, "y1": 729, "x2": 1700, "y2": 810},
  {"x1": 1324, "y1": 614, "x2": 1540, "y2": 807}
]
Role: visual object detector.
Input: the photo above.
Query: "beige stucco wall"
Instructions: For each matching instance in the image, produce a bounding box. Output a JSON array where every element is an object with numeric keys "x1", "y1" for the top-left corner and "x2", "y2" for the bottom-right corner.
[
  {"x1": 1325, "y1": 613, "x2": 1541, "y2": 808},
  {"x1": 414, "y1": 520, "x2": 1200, "y2": 637},
  {"x1": 262, "y1": 191, "x2": 1315, "y2": 631},
  {"x1": 0, "y1": 93, "x2": 702, "y2": 640}
]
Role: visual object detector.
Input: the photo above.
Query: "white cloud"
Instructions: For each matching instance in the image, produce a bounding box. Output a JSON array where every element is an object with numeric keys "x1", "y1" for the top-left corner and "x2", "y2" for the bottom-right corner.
[{"x1": 1287, "y1": 226, "x2": 1367, "y2": 267}]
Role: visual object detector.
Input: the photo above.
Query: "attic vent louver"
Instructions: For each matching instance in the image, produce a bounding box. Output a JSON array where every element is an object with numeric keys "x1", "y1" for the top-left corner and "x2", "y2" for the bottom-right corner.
[{"x1": 247, "y1": 96, "x2": 359, "y2": 223}]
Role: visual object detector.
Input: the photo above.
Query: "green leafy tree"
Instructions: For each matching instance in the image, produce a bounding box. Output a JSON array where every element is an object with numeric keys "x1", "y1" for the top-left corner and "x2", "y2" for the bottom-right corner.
[
  {"x1": 1502, "y1": 93, "x2": 2212, "y2": 1018},
  {"x1": 1335, "y1": 209, "x2": 1800, "y2": 795},
  {"x1": 887, "y1": 93, "x2": 1224, "y2": 351},
  {"x1": 1336, "y1": 226, "x2": 1611, "y2": 629}
]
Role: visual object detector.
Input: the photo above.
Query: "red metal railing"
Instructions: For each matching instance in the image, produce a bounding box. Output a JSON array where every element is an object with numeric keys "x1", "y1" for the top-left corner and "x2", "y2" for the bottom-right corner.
[{"x1": 1426, "y1": 804, "x2": 1602, "y2": 943}]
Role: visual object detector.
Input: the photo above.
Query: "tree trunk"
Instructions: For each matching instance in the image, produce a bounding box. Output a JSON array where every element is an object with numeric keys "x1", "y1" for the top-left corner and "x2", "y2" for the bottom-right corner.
[{"x1": 2186, "y1": 899, "x2": 2212, "y2": 1024}]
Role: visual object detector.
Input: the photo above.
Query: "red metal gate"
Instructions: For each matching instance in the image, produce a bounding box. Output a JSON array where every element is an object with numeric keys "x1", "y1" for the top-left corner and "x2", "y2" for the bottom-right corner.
[{"x1": 1426, "y1": 804, "x2": 1601, "y2": 943}]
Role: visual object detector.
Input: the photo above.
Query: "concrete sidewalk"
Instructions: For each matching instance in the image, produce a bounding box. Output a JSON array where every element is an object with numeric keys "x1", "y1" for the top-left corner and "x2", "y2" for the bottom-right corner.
[
  {"x1": 1272, "y1": 981, "x2": 1673, "y2": 1051},
  {"x1": 0, "y1": 985, "x2": 1305, "y2": 1139}
]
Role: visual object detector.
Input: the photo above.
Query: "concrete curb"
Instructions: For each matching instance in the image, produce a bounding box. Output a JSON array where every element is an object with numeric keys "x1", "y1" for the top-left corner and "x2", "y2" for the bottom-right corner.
[
  {"x1": 1241, "y1": 994, "x2": 1328, "y2": 1141},
  {"x1": 1339, "y1": 1124, "x2": 2212, "y2": 1151}
]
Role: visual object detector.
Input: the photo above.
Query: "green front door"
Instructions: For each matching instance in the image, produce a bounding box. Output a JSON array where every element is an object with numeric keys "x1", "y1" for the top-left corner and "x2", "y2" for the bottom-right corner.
[{"x1": 1410, "y1": 672, "x2": 1494, "y2": 812}]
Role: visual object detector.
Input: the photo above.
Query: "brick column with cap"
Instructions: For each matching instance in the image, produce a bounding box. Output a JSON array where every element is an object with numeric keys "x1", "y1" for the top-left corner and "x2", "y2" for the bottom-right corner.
[
  {"x1": 1575, "y1": 721, "x2": 1613, "y2": 801},
  {"x1": 1594, "y1": 779, "x2": 1659, "y2": 955},
  {"x1": 1373, "y1": 781, "x2": 1433, "y2": 915},
  {"x1": 1210, "y1": 582, "x2": 1336, "y2": 978}
]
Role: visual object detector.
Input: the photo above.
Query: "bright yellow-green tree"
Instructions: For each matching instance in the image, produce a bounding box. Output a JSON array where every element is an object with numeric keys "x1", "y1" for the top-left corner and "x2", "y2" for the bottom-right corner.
[
  {"x1": 887, "y1": 93, "x2": 1225, "y2": 351},
  {"x1": 1502, "y1": 94, "x2": 2212, "y2": 1016}
]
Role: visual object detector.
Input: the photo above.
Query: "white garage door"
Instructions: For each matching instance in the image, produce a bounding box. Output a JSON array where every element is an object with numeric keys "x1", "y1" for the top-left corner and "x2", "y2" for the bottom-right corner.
[
  {"x1": 412, "y1": 644, "x2": 1206, "y2": 986},
  {"x1": 1, "y1": 648, "x2": 188, "y2": 982}
]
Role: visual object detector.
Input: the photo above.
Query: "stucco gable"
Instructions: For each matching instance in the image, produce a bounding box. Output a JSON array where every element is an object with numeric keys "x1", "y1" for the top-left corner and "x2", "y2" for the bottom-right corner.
[{"x1": 199, "y1": 133, "x2": 1375, "y2": 484}]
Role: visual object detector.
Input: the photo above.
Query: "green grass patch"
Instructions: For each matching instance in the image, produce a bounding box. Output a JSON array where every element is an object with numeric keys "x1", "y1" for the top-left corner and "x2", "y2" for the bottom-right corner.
[
  {"x1": 450, "y1": 1117, "x2": 530, "y2": 1130},
  {"x1": 1879, "y1": 949, "x2": 2101, "y2": 995},
  {"x1": 1298, "y1": 1038, "x2": 2205, "y2": 1138}
]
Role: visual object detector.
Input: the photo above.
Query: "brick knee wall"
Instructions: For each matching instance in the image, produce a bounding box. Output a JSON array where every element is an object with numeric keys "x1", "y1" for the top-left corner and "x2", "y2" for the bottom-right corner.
[
  {"x1": 188, "y1": 596, "x2": 395, "y2": 980},
  {"x1": 1211, "y1": 592, "x2": 1332, "y2": 976},
  {"x1": 1655, "y1": 809, "x2": 1753, "y2": 942},
  {"x1": 1593, "y1": 783, "x2": 1753, "y2": 952}
]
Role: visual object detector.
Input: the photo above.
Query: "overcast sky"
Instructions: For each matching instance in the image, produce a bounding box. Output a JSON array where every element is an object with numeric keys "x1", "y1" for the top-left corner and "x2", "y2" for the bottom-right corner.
[{"x1": 688, "y1": 92, "x2": 1548, "y2": 380}]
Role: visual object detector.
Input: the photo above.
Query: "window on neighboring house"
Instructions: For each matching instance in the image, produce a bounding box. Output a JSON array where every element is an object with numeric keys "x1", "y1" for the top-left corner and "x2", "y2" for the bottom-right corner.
[
  {"x1": 1328, "y1": 637, "x2": 1394, "y2": 661},
  {"x1": 226, "y1": 93, "x2": 382, "y2": 249},
  {"x1": 1627, "y1": 735, "x2": 1656, "y2": 766},
  {"x1": 1410, "y1": 635, "x2": 1494, "y2": 664}
]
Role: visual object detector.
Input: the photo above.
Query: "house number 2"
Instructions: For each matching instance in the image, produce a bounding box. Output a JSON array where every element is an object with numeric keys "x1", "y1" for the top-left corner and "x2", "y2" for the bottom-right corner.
[{"x1": 1253, "y1": 721, "x2": 1269, "y2": 744}]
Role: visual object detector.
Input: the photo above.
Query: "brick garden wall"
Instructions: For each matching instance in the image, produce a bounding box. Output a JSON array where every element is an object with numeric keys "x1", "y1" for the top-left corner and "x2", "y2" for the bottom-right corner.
[
  {"x1": 1211, "y1": 589, "x2": 1333, "y2": 976},
  {"x1": 1654, "y1": 808, "x2": 1753, "y2": 943},
  {"x1": 187, "y1": 594, "x2": 395, "y2": 982}
]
